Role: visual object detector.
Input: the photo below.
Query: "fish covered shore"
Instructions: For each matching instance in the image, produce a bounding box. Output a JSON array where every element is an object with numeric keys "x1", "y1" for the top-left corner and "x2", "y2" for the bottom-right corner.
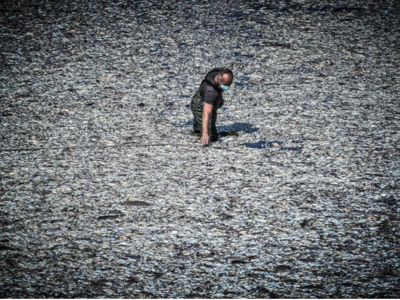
[{"x1": 0, "y1": 0, "x2": 399, "y2": 298}]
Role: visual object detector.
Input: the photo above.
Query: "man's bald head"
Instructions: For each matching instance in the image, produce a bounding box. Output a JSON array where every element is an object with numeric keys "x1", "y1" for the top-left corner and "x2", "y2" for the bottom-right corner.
[{"x1": 217, "y1": 68, "x2": 233, "y2": 86}]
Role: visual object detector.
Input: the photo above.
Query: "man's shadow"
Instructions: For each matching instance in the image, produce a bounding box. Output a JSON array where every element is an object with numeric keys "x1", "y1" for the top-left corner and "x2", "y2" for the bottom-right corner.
[
  {"x1": 217, "y1": 122, "x2": 259, "y2": 136},
  {"x1": 182, "y1": 120, "x2": 304, "y2": 150}
]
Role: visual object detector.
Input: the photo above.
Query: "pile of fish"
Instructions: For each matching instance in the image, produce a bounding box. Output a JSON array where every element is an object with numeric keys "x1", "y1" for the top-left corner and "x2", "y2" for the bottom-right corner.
[{"x1": 1, "y1": 0, "x2": 399, "y2": 298}]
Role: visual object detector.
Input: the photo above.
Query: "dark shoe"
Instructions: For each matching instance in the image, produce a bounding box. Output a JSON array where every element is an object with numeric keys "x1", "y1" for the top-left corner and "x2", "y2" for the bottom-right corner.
[{"x1": 210, "y1": 136, "x2": 219, "y2": 142}]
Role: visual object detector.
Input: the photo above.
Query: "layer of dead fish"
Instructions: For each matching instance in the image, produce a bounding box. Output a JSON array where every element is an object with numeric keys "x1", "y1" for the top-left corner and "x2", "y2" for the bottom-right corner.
[{"x1": 0, "y1": 0, "x2": 399, "y2": 298}]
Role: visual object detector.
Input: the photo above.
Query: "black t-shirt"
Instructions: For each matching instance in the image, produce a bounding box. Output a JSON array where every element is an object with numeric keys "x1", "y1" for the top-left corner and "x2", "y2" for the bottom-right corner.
[{"x1": 200, "y1": 68, "x2": 223, "y2": 106}]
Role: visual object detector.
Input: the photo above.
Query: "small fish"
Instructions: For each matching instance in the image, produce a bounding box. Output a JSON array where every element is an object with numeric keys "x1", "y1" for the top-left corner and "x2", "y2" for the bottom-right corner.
[
  {"x1": 124, "y1": 201, "x2": 151, "y2": 207},
  {"x1": 276, "y1": 265, "x2": 291, "y2": 272}
]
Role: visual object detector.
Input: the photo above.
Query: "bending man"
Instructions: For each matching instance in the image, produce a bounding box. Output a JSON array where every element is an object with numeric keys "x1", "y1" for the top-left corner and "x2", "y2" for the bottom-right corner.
[{"x1": 190, "y1": 68, "x2": 233, "y2": 145}]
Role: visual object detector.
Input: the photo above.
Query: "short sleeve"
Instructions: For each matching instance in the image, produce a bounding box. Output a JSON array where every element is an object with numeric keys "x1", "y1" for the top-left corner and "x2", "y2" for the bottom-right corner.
[{"x1": 204, "y1": 91, "x2": 219, "y2": 105}]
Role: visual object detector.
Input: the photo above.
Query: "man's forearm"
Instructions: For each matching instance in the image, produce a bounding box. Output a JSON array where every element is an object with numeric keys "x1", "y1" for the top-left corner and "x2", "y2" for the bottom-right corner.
[
  {"x1": 202, "y1": 112, "x2": 210, "y2": 135},
  {"x1": 201, "y1": 103, "x2": 213, "y2": 138}
]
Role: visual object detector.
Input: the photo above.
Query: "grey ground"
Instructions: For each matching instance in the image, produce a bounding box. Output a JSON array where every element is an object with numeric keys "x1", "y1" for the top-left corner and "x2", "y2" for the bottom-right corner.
[{"x1": 0, "y1": 0, "x2": 399, "y2": 298}]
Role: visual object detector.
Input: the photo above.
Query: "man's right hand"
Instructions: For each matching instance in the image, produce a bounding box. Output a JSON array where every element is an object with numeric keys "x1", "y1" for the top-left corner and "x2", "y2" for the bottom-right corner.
[{"x1": 200, "y1": 134, "x2": 210, "y2": 145}]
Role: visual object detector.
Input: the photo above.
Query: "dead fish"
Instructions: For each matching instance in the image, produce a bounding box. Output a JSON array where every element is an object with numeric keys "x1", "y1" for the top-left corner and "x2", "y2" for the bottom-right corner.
[
  {"x1": 125, "y1": 254, "x2": 141, "y2": 260},
  {"x1": 231, "y1": 259, "x2": 249, "y2": 264},
  {"x1": 276, "y1": 265, "x2": 291, "y2": 272},
  {"x1": 301, "y1": 284, "x2": 322, "y2": 289},
  {"x1": 126, "y1": 277, "x2": 141, "y2": 284},
  {"x1": 97, "y1": 215, "x2": 122, "y2": 220},
  {"x1": 124, "y1": 201, "x2": 151, "y2": 207},
  {"x1": 300, "y1": 219, "x2": 314, "y2": 228}
]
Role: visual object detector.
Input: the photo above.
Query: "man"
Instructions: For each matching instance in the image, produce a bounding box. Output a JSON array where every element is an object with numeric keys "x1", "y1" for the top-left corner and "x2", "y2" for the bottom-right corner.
[{"x1": 190, "y1": 68, "x2": 233, "y2": 145}]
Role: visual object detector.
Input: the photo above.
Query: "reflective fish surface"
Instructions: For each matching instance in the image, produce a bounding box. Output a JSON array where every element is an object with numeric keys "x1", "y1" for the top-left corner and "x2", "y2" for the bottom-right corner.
[{"x1": 0, "y1": 0, "x2": 399, "y2": 298}]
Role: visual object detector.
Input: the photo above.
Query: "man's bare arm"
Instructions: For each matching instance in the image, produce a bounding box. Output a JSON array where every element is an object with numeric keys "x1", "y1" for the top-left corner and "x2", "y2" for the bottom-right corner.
[{"x1": 201, "y1": 103, "x2": 213, "y2": 144}]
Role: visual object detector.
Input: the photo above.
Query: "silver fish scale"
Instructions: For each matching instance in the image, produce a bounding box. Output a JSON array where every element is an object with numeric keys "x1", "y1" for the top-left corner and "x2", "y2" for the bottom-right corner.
[{"x1": 0, "y1": 0, "x2": 399, "y2": 298}]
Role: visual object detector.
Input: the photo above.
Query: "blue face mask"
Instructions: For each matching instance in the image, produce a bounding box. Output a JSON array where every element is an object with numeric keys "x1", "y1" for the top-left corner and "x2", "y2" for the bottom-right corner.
[{"x1": 220, "y1": 84, "x2": 229, "y2": 91}]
